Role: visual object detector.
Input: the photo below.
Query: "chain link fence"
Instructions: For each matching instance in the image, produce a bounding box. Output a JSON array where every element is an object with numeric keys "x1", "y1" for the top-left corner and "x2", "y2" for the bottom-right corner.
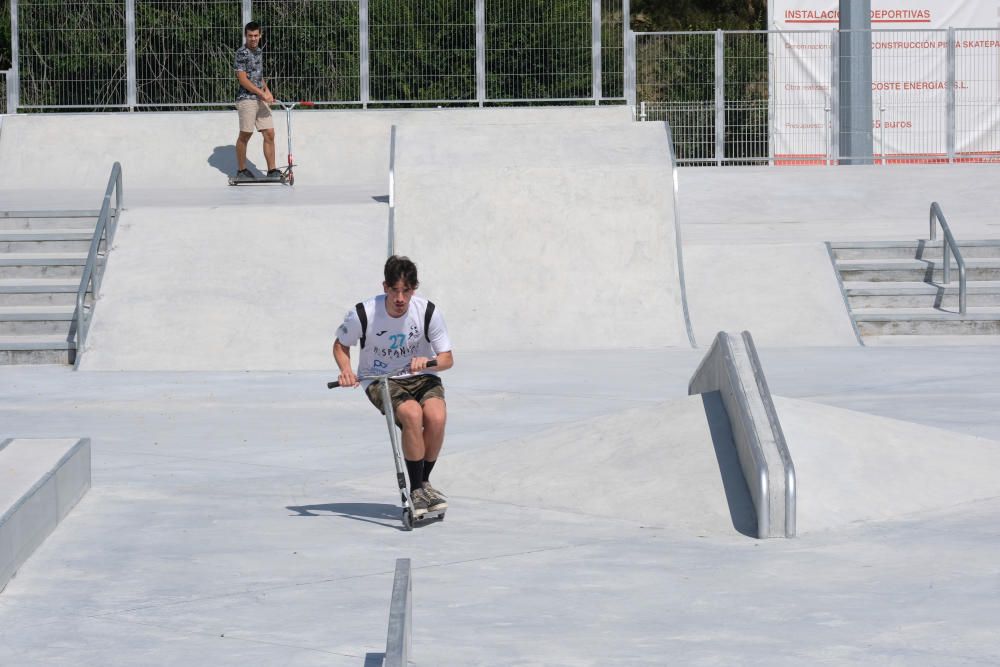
[
  {"x1": 7, "y1": 0, "x2": 627, "y2": 110},
  {"x1": 635, "y1": 28, "x2": 1000, "y2": 166}
]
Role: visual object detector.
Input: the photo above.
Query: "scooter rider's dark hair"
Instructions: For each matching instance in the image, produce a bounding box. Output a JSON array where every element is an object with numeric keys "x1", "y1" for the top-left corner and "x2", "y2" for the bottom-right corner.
[
  {"x1": 384, "y1": 255, "x2": 419, "y2": 289},
  {"x1": 244, "y1": 21, "x2": 261, "y2": 33}
]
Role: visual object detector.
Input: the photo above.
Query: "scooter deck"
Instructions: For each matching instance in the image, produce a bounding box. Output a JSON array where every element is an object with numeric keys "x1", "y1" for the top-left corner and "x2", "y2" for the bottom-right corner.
[{"x1": 227, "y1": 174, "x2": 289, "y2": 186}]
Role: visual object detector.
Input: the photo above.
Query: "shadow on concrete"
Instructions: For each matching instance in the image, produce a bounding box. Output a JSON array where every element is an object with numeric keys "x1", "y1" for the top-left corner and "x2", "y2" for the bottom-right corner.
[
  {"x1": 286, "y1": 502, "x2": 403, "y2": 531},
  {"x1": 372, "y1": 195, "x2": 389, "y2": 203},
  {"x1": 209, "y1": 145, "x2": 261, "y2": 177},
  {"x1": 364, "y1": 653, "x2": 385, "y2": 666},
  {"x1": 701, "y1": 391, "x2": 758, "y2": 538}
]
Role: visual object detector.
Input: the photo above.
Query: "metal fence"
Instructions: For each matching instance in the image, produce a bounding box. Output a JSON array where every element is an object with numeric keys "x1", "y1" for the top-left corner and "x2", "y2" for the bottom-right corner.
[
  {"x1": 1, "y1": 69, "x2": 8, "y2": 112},
  {"x1": 634, "y1": 28, "x2": 1000, "y2": 166},
  {"x1": 7, "y1": 0, "x2": 628, "y2": 110}
]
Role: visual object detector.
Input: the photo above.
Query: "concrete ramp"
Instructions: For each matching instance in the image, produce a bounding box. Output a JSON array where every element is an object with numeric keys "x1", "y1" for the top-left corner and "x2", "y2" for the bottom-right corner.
[
  {"x1": 0, "y1": 108, "x2": 631, "y2": 196},
  {"x1": 435, "y1": 395, "x2": 1000, "y2": 536},
  {"x1": 77, "y1": 204, "x2": 386, "y2": 370},
  {"x1": 393, "y1": 121, "x2": 691, "y2": 351}
]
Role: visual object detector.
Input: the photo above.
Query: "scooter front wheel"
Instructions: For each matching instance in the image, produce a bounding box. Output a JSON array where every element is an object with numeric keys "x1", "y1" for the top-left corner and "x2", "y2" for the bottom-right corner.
[{"x1": 401, "y1": 508, "x2": 413, "y2": 531}]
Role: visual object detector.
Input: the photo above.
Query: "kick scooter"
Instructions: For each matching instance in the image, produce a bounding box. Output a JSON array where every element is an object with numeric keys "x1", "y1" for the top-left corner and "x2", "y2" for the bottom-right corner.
[
  {"x1": 328, "y1": 360, "x2": 444, "y2": 531},
  {"x1": 229, "y1": 99, "x2": 314, "y2": 186}
]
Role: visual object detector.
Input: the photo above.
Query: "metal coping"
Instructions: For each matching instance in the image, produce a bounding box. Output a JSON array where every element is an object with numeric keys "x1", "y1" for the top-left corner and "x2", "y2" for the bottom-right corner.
[
  {"x1": 688, "y1": 330, "x2": 796, "y2": 538},
  {"x1": 384, "y1": 558, "x2": 412, "y2": 667}
]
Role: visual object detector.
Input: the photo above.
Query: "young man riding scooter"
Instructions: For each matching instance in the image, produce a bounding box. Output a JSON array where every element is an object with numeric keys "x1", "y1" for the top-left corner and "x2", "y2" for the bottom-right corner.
[{"x1": 333, "y1": 255, "x2": 454, "y2": 518}]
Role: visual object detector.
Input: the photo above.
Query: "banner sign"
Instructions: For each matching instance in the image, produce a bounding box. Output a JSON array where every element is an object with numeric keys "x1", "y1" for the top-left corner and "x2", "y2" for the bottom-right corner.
[{"x1": 768, "y1": 1, "x2": 1000, "y2": 162}]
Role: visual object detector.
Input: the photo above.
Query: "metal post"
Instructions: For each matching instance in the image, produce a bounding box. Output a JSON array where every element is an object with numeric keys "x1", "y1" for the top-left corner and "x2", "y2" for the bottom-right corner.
[
  {"x1": 839, "y1": 0, "x2": 874, "y2": 165},
  {"x1": 359, "y1": 0, "x2": 370, "y2": 107},
  {"x1": 830, "y1": 29, "x2": 840, "y2": 164},
  {"x1": 714, "y1": 29, "x2": 725, "y2": 166},
  {"x1": 625, "y1": 30, "x2": 636, "y2": 108},
  {"x1": 10, "y1": 0, "x2": 19, "y2": 113},
  {"x1": 475, "y1": 0, "x2": 485, "y2": 106},
  {"x1": 592, "y1": 0, "x2": 602, "y2": 104},
  {"x1": 879, "y1": 97, "x2": 886, "y2": 165},
  {"x1": 241, "y1": 0, "x2": 252, "y2": 30},
  {"x1": 624, "y1": 0, "x2": 635, "y2": 108},
  {"x1": 946, "y1": 26, "x2": 956, "y2": 163},
  {"x1": 126, "y1": 0, "x2": 137, "y2": 109}
]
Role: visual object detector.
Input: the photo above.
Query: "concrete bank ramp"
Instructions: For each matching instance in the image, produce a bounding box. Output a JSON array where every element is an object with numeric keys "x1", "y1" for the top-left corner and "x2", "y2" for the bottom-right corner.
[
  {"x1": 0, "y1": 108, "x2": 630, "y2": 194},
  {"x1": 436, "y1": 395, "x2": 1000, "y2": 536},
  {"x1": 684, "y1": 243, "x2": 859, "y2": 347},
  {"x1": 393, "y1": 121, "x2": 690, "y2": 351},
  {"x1": 77, "y1": 204, "x2": 386, "y2": 370}
]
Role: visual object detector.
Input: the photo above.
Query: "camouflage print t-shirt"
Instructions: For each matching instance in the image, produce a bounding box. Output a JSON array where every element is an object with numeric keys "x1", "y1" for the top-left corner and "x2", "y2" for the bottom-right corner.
[{"x1": 234, "y1": 45, "x2": 264, "y2": 101}]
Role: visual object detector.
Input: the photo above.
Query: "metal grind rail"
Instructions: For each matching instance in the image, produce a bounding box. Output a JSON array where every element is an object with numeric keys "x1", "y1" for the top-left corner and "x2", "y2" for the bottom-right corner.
[
  {"x1": 74, "y1": 162, "x2": 123, "y2": 364},
  {"x1": 929, "y1": 202, "x2": 967, "y2": 315}
]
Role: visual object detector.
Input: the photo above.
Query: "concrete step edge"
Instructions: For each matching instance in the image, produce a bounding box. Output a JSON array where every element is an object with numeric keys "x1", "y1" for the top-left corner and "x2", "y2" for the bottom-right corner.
[
  {"x1": 853, "y1": 309, "x2": 1000, "y2": 321},
  {"x1": 844, "y1": 281, "x2": 1000, "y2": 295},
  {"x1": 0, "y1": 305, "x2": 76, "y2": 320},
  {"x1": 0, "y1": 336, "x2": 76, "y2": 350},
  {"x1": 0, "y1": 230, "x2": 96, "y2": 241},
  {"x1": 831, "y1": 239, "x2": 1000, "y2": 249},
  {"x1": 837, "y1": 258, "x2": 1000, "y2": 268},
  {"x1": 0, "y1": 279, "x2": 81, "y2": 292}
]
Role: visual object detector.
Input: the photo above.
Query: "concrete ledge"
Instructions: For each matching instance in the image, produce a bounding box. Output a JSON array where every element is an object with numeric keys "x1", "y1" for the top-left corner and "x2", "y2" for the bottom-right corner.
[
  {"x1": 0, "y1": 438, "x2": 91, "y2": 592},
  {"x1": 688, "y1": 332, "x2": 796, "y2": 538},
  {"x1": 384, "y1": 558, "x2": 412, "y2": 667}
]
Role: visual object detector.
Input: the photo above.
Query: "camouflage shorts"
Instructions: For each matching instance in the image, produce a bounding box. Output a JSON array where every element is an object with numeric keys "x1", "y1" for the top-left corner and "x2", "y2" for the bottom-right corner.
[{"x1": 365, "y1": 373, "x2": 445, "y2": 423}]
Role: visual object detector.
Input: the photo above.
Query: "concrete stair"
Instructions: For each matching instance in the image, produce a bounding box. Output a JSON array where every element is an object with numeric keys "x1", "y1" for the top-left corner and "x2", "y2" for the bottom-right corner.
[
  {"x1": 831, "y1": 240, "x2": 1000, "y2": 340},
  {"x1": 0, "y1": 213, "x2": 100, "y2": 364}
]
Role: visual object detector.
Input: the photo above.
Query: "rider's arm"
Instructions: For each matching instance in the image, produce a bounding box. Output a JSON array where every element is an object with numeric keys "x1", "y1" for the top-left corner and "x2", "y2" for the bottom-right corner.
[
  {"x1": 333, "y1": 339, "x2": 359, "y2": 387},
  {"x1": 236, "y1": 70, "x2": 274, "y2": 102},
  {"x1": 411, "y1": 350, "x2": 453, "y2": 373}
]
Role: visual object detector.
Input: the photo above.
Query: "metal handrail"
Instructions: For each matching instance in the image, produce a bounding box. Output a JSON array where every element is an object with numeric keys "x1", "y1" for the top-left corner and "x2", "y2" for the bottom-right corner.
[
  {"x1": 929, "y1": 202, "x2": 967, "y2": 315},
  {"x1": 74, "y1": 162, "x2": 124, "y2": 364}
]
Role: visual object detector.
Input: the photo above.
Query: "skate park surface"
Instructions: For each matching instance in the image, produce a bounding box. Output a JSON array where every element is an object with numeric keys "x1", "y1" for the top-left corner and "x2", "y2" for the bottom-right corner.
[{"x1": 3, "y1": 107, "x2": 1000, "y2": 664}]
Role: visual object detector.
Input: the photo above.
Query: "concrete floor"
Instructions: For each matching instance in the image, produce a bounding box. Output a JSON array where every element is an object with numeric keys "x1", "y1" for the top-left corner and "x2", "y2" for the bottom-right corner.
[{"x1": 1, "y1": 346, "x2": 999, "y2": 666}]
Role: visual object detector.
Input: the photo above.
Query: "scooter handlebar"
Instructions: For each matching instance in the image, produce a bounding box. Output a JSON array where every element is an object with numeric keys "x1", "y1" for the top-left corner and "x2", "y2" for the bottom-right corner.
[{"x1": 327, "y1": 359, "x2": 438, "y2": 389}]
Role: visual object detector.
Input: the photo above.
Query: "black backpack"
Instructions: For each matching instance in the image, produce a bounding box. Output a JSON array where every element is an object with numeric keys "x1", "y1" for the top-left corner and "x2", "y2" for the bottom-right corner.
[{"x1": 356, "y1": 301, "x2": 435, "y2": 350}]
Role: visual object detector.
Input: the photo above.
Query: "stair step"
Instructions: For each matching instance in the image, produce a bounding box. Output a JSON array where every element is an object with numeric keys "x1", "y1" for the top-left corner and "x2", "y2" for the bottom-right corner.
[
  {"x1": 0, "y1": 252, "x2": 89, "y2": 266},
  {"x1": 836, "y1": 258, "x2": 1000, "y2": 281},
  {"x1": 831, "y1": 240, "x2": 1000, "y2": 260},
  {"x1": 0, "y1": 211, "x2": 100, "y2": 231},
  {"x1": 854, "y1": 307, "x2": 1000, "y2": 336},
  {"x1": 0, "y1": 335, "x2": 76, "y2": 364},
  {"x1": 0, "y1": 335, "x2": 76, "y2": 350},
  {"x1": 0, "y1": 305, "x2": 76, "y2": 320},
  {"x1": 0, "y1": 278, "x2": 80, "y2": 292},
  {"x1": 0, "y1": 229, "x2": 95, "y2": 241},
  {"x1": 853, "y1": 307, "x2": 1000, "y2": 320},
  {"x1": 0, "y1": 279, "x2": 83, "y2": 306},
  {"x1": 844, "y1": 280, "x2": 1000, "y2": 308},
  {"x1": 0, "y1": 305, "x2": 76, "y2": 335}
]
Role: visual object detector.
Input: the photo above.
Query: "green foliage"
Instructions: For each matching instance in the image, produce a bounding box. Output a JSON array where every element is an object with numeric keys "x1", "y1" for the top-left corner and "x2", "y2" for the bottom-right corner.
[
  {"x1": 1, "y1": 1, "x2": 10, "y2": 70},
  {"x1": 631, "y1": 0, "x2": 767, "y2": 32}
]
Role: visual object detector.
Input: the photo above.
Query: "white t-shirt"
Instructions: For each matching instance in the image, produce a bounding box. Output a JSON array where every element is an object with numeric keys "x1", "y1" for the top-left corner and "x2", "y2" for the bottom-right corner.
[{"x1": 336, "y1": 294, "x2": 451, "y2": 384}]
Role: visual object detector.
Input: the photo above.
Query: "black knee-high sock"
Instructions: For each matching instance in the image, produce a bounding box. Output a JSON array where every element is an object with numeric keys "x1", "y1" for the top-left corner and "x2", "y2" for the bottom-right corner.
[
  {"x1": 405, "y1": 459, "x2": 424, "y2": 493},
  {"x1": 422, "y1": 459, "x2": 436, "y2": 483}
]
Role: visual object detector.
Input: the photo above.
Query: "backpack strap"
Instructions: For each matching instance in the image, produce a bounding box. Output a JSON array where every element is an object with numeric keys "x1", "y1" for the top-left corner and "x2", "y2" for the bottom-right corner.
[
  {"x1": 355, "y1": 302, "x2": 368, "y2": 349},
  {"x1": 424, "y1": 301, "x2": 435, "y2": 343}
]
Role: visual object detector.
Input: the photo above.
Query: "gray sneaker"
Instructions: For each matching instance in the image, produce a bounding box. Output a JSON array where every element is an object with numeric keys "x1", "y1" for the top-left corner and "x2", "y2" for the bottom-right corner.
[
  {"x1": 236, "y1": 168, "x2": 255, "y2": 180},
  {"x1": 410, "y1": 488, "x2": 430, "y2": 518},
  {"x1": 421, "y1": 482, "x2": 448, "y2": 512}
]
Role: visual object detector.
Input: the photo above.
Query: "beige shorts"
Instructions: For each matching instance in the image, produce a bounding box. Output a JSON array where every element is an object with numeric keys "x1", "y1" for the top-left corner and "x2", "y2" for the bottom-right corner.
[{"x1": 236, "y1": 98, "x2": 274, "y2": 133}]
